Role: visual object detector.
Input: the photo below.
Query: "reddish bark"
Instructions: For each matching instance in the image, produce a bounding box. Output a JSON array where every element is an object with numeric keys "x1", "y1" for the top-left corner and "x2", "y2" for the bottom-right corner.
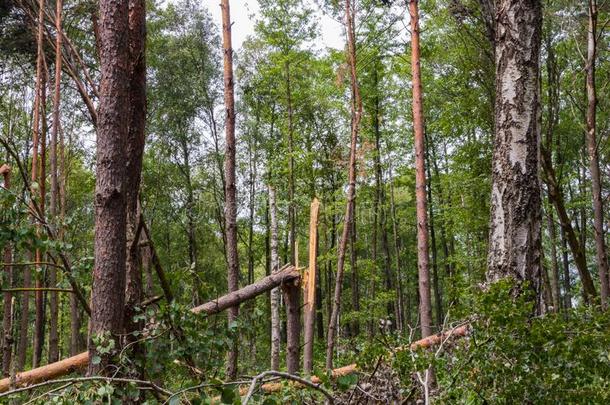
[
  {"x1": 88, "y1": 0, "x2": 130, "y2": 376},
  {"x1": 123, "y1": 0, "x2": 147, "y2": 362},
  {"x1": 221, "y1": 0, "x2": 240, "y2": 380},
  {"x1": 409, "y1": 0, "x2": 433, "y2": 338}
]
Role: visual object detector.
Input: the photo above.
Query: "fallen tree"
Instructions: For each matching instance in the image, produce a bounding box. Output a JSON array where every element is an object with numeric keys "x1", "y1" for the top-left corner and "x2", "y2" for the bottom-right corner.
[{"x1": 0, "y1": 265, "x2": 298, "y2": 392}]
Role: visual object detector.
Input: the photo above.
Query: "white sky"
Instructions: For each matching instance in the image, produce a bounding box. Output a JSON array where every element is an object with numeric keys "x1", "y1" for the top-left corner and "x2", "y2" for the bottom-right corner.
[{"x1": 207, "y1": 0, "x2": 346, "y2": 51}]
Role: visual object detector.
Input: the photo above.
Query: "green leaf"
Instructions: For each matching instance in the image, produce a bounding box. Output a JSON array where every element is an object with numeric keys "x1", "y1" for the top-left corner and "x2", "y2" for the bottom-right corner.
[
  {"x1": 91, "y1": 355, "x2": 101, "y2": 365},
  {"x1": 220, "y1": 387, "x2": 236, "y2": 404}
]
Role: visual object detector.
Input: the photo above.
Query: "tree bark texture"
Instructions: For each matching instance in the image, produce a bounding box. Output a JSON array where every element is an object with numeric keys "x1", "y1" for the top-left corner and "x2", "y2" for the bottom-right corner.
[
  {"x1": 269, "y1": 186, "x2": 281, "y2": 371},
  {"x1": 221, "y1": 0, "x2": 240, "y2": 380},
  {"x1": 123, "y1": 0, "x2": 147, "y2": 373},
  {"x1": 409, "y1": 0, "x2": 433, "y2": 338},
  {"x1": 1, "y1": 166, "x2": 13, "y2": 376},
  {"x1": 585, "y1": 0, "x2": 609, "y2": 308},
  {"x1": 48, "y1": 0, "x2": 63, "y2": 365},
  {"x1": 88, "y1": 0, "x2": 130, "y2": 376},
  {"x1": 487, "y1": 0, "x2": 543, "y2": 303}
]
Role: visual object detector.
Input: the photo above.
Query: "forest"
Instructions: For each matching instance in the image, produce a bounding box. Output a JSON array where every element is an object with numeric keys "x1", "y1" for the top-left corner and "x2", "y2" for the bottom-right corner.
[{"x1": 0, "y1": 0, "x2": 609, "y2": 403}]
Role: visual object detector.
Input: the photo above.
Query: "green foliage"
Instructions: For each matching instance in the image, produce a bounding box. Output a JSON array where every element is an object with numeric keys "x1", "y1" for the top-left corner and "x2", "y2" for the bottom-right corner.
[{"x1": 394, "y1": 281, "x2": 610, "y2": 403}]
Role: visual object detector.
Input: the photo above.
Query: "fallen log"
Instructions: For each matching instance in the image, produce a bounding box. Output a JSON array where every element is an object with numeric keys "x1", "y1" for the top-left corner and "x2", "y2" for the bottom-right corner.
[
  {"x1": 395, "y1": 324, "x2": 470, "y2": 353},
  {"x1": 191, "y1": 264, "x2": 299, "y2": 314},
  {"x1": 0, "y1": 265, "x2": 298, "y2": 393},
  {"x1": 0, "y1": 352, "x2": 89, "y2": 393}
]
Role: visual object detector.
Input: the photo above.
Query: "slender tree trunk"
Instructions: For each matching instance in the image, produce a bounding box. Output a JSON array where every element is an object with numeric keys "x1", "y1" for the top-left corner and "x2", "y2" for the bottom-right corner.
[
  {"x1": 1, "y1": 166, "x2": 13, "y2": 376},
  {"x1": 546, "y1": 208, "x2": 561, "y2": 311},
  {"x1": 221, "y1": 0, "x2": 240, "y2": 380},
  {"x1": 486, "y1": 0, "x2": 543, "y2": 303},
  {"x1": 47, "y1": 0, "x2": 63, "y2": 365},
  {"x1": 560, "y1": 226, "x2": 571, "y2": 309},
  {"x1": 326, "y1": 0, "x2": 362, "y2": 370},
  {"x1": 285, "y1": 61, "x2": 296, "y2": 265},
  {"x1": 88, "y1": 0, "x2": 130, "y2": 376},
  {"x1": 390, "y1": 176, "x2": 406, "y2": 331},
  {"x1": 542, "y1": 151, "x2": 597, "y2": 301},
  {"x1": 269, "y1": 186, "x2": 280, "y2": 371},
  {"x1": 585, "y1": 0, "x2": 609, "y2": 308},
  {"x1": 32, "y1": 0, "x2": 47, "y2": 367},
  {"x1": 426, "y1": 144, "x2": 443, "y2": 328},
  {"x1": 17, "y1": 254, "x2": 31, "y2": 370},
  {"x1": 371, "y1": 66, "x2": 381, "y2": 333},
  {"x1": 409, "y1": 0, "x2": 433, "y2": 338},
  {"x1": 303, "y1": 198, "x2": 319, "y2": 375},
  {"x1": 540, "y1": 248, "x2": 554, "y2": 313},
  {"x1": 349, "y1": 201, "x2": 359, "y2": 336}
]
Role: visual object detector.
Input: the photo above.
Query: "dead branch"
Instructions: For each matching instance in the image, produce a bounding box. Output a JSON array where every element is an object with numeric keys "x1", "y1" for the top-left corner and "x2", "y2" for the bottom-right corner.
[{"x1": 243, "y1": 370, "x2": 334, "y2": 405}]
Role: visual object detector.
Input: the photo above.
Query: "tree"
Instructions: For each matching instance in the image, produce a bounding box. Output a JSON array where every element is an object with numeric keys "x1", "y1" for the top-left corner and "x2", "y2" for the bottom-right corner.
[
  {"x1": 220, "y1": 0, "x2": 240, "y2": 380},
  {"x1": 487, "y1": 0, "x2": 542, "y2": 303},
  {"x1": 88, "y1": 0, "x2": 130, "y2": 375},
  {"x1": 326, "y1": 0, "x2": 362, "y2": 371},
  {"x1": 123, "y1": 0, "x2": 147, "y2": 378},
  {"x1": 584, "y1": 0, "x2": 609, "y2": 308},
  {"x1": 409, "y1": 0, "x2": 433, "y2": 338}
]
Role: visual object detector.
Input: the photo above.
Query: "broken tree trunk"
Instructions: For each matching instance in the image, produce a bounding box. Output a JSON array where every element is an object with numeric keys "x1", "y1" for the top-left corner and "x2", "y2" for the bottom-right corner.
[
  {"x1": 303, "y1": 198, "x2": 320, "y2": 375},
  {"x1": 283, "y1": 278, "x2": 301, "y2": 375},
  {"x1": 192, "y1": 265, "x2": 299, "y2": 315}
]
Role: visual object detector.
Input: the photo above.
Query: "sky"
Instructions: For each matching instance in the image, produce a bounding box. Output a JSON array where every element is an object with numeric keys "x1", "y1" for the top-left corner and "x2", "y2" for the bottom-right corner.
[{"x1": 207, "y1": 0, "x2": 346, "y2": 51}]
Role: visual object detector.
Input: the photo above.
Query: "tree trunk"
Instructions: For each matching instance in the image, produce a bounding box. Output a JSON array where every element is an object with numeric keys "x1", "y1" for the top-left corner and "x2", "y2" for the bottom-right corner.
[
  {"x1": 303, "y1": 198, "x2": 320, "y2": 375},
  {"x1": 32, "y1": 0, "x2": 48, "y2": 366},
  {"x1": 48, "y1": 0, "x2": 63, "y2": 365},
  {"x1": 88, "y1": 0, "x2": 130, "y2": 376},
  {"x1": 390, "y1": 175, "x2": 406, "y2": 331},
  {"x1": 426, "y1": 136, "x2": 443, "y2": 328},
  {"x1": 409, "y1": 0, "x2": 433, "y2": 338},
  {"x1": 123, "y1": 0, "x2": 147, "y2": 374},
  {"x1": 326, "y1": 0, "x2": 362, "y2": 370},
  {"x1": 17, "y1": 255, "x2": 30, "y2": 370},
  {"x1": 542, "y1": 150, "x2": 597, "y2": 301},
  {"x1": 1, "y1": 167, "x2": 13, "y2": 376},
  {"x1": 285, "y1": 61, "x2": 296, "y2": 266},
  {"x1": 560, "y1": 226, "x2": 571, "y2": 309},
  {"x1": 546, "y1": 208, "x2": 561, "y2": 311},
  {"x1": 221, "y1": 0, "x2": 240, "y2": 380},
  {"x1": 269, "y1": 186, "x2": 280, "y2": 371},
  {"x1": 585, "y1": 0, "x2": 609, "y2": 308},
  {"x1": 486, "y1": 0, "x2": 543, "y2": 302},
  {"x1": 283, "y1": 281, "x2": 300, "y2": 374},
  {"x1": 350, "y1": 200, "x2": 359, "y2": 337}
]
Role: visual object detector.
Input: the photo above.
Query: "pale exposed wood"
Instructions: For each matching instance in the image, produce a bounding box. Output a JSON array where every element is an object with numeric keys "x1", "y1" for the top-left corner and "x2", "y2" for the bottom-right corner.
[
  {"x1": 394, "y1": 324, "x2": 470, "y2": 352},
  {"x1": 0, "y1": 352, "x2": 89, "y2": 393},
  {"x1": 303, "y1": 198, "x2": 320, "y2": 375},
  {"x1": 193, "y1": 265, "x2": 298, "y2": 314}
]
